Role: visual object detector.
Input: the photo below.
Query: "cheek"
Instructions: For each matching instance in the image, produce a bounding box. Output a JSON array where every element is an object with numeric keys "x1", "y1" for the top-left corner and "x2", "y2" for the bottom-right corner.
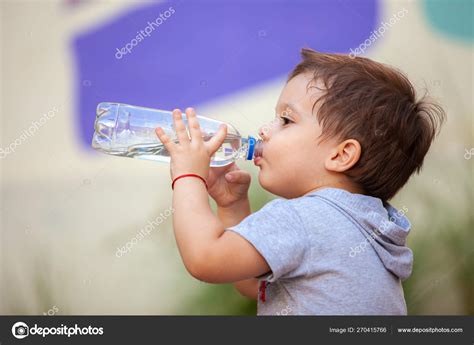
[
  {"x1": 267, "y1": 133, "x2": 324, "y2": 177},
  {"x1": 267, "y1": 133, "x2": 309, "y2": 164},
  {"x1": 262, "y1": 140, "x2": 300, "y2": 178},
  {"x1": 265, "y1": 134, "x2": 293, "y2": 161}
]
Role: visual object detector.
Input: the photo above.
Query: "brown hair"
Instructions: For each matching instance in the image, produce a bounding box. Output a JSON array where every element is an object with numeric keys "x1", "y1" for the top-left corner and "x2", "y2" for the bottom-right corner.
[{"x1": 289, "y1": 48, "x2": 445, "y2": 201}]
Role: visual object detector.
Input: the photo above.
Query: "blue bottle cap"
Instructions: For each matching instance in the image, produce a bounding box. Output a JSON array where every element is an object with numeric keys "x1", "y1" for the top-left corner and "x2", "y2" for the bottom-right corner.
[{"x1": 246, "y1": 136, "x2": 256, "y2": 160}]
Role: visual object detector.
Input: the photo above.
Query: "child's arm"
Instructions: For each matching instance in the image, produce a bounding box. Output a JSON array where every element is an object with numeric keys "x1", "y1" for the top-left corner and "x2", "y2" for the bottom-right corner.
[
  {"x1": 233, "y1": 279, "x2": 259, "y2": 300},
  {"x1": 218, "y1": 198, "x2": 258, "y2": 300},
  {"x1": 172, "y1": 177, "x2": 269, "y2": 283},
  {"x1": 156, "y1": 108, "x2": 270, "y2": 284}
]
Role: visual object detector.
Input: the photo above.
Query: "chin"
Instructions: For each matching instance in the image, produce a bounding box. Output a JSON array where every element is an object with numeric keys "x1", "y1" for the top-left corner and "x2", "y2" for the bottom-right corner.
[
  {"x1": 257, "y1": 170, "x2": 268, "y2": 187},
  {"x1": 257, "y1": 170, "x2": 273, "y2": 192},
  {"x1": 258, "y1": 172, "x2": 285, "y2": 197}
]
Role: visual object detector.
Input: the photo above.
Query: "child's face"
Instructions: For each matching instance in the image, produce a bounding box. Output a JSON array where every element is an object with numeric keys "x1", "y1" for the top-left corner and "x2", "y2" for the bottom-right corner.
[{"x1": 256, "y1": 73, "x2": 339, "y2": 199}]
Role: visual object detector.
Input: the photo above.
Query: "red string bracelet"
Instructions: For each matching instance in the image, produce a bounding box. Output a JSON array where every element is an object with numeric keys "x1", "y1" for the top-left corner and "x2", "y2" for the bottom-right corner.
[{"x1": 171, "y1": 173, "x2": 208, "y2": 190}]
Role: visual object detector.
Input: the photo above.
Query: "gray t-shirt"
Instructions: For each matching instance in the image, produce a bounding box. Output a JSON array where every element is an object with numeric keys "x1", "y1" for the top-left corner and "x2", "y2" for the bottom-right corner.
[{"x1": 226, "y1": 187, "x2": 413, "y2": 315}]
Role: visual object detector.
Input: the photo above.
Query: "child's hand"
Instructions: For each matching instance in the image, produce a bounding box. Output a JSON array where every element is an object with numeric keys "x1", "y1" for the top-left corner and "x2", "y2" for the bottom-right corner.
[
  {"x1": 155, "y1": 108, "x2": 227, "y2": 182},
  {"x1": 207, "y1": 162, "x2": 251, "y2": 208}
]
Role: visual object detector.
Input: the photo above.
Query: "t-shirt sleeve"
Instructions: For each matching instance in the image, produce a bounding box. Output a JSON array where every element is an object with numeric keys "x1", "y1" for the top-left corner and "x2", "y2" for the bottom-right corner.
[{"x1": 225, "y1": 198, "x2": 309, "y2": 282}]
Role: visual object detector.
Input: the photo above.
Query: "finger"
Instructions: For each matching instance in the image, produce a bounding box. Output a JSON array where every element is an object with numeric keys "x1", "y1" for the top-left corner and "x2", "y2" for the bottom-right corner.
[
  {"x1": 155, "y1": 127, "x2": 176, "y2": 154},
  {"x1": 172, "y1": 109, "x2": 190, "y2": 145},
  {"x1": 206, "y1": 124, "x2": 227, "y2": 156},
  {"x1": 225, "y1": 170, "x2": 251, "y2": 184},
  {"x1": 185, "y1": 107, "x2": 202, "y2": 145}
]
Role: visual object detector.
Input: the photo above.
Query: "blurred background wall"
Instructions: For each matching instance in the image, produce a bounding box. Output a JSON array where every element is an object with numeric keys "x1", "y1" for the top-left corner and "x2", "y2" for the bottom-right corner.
[{"x1": 0, "y1": 0, "x2": 472, "y2": 315}]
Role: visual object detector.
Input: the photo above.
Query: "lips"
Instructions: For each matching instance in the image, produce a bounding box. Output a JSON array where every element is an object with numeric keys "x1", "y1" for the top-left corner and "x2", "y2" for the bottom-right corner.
[{"x1": 253, "y1": 140, "x2": 264, "y2": 166}]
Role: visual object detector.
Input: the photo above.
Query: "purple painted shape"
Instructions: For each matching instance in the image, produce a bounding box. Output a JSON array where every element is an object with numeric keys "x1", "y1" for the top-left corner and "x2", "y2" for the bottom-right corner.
[{"x1": 72, "y1": 0, "x2": 379, "y2": 148}]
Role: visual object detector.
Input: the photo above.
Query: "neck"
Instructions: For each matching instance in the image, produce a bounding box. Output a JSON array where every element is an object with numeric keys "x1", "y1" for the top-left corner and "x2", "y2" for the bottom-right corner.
[{"x1": 302, "y1": 176, "x2": 364, "y2": 197}]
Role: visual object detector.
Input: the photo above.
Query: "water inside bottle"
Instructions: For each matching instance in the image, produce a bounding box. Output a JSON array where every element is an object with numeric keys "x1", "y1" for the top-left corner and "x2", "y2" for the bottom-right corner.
[
  {"x1": 106, "y1": 132, "x2": 244, "y2": 167},
  {"x1": 92, "y1": 102, "x2": 262, "y2": 167}
]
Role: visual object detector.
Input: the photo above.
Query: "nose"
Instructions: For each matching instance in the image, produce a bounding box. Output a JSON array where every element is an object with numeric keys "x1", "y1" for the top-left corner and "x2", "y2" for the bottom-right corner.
[
  {"x1": 258, "y1": 126, "x2": 265, "y2": 141},
  {"x1": 258, "y1": 122, "x2": 272, "y2": 141}
]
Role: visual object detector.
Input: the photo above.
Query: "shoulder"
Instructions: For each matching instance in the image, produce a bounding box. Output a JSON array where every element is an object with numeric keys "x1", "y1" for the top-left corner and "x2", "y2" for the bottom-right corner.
[
  {"x1": 258, "y1": 197, "x2": 304, "y2": 222},
  {"x1": 251, "y1": 194, "x2": 342, "y2": 230},
  {"x1": 284, "y1": 194, "x2": 337, "y2": 220}
]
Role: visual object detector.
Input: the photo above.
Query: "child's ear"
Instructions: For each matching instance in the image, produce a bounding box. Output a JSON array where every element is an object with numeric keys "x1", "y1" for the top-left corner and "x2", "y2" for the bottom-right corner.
[{"x1": 324, "y1": 139, "x2": 361, "y2": 172}]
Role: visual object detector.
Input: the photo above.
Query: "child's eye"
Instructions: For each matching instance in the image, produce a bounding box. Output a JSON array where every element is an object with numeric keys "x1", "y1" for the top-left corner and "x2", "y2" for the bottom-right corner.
[{"x1": 279, "y1": 116, "x2": 293, "y2": 126}]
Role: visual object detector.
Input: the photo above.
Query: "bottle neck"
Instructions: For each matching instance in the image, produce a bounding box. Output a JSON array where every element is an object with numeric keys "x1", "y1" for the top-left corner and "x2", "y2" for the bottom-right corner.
[{"x1": 241, "y1": 136, "x2": 262, "y2": 160}]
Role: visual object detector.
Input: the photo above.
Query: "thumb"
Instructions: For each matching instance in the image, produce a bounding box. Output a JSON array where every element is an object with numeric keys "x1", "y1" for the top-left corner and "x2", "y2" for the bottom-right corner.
[{"x1": 225, "y1": 170, "x2": 251, "y2": 184}]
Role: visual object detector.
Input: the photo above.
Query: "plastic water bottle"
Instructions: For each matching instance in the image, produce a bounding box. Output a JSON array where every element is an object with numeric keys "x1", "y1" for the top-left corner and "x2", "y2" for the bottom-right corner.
[{"x1": 91, "y1": 102, "x2": 263, "y2": 167}]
